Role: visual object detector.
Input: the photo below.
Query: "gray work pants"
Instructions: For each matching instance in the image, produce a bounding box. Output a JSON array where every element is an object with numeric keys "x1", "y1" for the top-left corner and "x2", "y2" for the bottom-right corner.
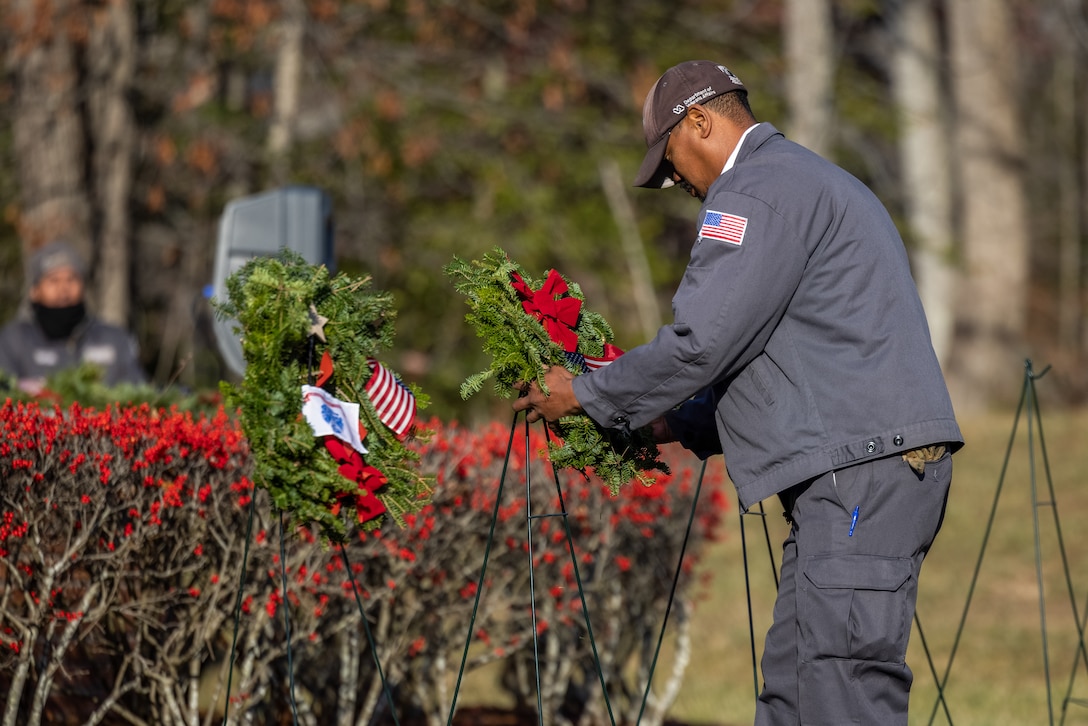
[{"x1": 753, "y1": 450, "x2": 953, "y2": 726}]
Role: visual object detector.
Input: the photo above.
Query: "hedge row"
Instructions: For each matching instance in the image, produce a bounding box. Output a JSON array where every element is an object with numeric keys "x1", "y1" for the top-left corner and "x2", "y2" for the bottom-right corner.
[{"x1": 0, "y1": 400, "x2": 728, "y2": 726}]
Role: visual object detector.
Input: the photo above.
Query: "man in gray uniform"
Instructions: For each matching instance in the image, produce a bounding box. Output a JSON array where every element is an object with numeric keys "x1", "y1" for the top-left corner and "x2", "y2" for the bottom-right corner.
[
  {"x1": 0, "y1": 240, "x2": 146, "y2": 393},
  {"x1": 514, "y1": 60, "x2": 963, "y2": 725}
]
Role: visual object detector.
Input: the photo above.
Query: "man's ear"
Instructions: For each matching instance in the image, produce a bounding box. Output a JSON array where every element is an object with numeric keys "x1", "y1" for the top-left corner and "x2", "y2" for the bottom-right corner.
[{"x1": 686, "y1": 104, "x2": 714, "y2": 139}]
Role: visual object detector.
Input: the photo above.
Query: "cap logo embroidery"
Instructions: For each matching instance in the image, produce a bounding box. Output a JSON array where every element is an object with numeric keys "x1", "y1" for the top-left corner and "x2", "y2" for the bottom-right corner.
[
  {"x1": 682, "y1": 86, "x2": 716, "y2": 108},
  {"x1": 673, "y1": 104, "x2": 686, "y2": 114},
  {"x1": 717, "y1": 65, "x2": 743, "y2": 85}
]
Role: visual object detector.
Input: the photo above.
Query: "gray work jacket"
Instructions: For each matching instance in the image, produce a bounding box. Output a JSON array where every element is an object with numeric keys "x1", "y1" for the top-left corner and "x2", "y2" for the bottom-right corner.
[
  {"x1": 0, "y1": 308, "x2": 146, "y2": 387},
  {"x1": 573, "y1": 123, "x2": 963, "y2": 510}
]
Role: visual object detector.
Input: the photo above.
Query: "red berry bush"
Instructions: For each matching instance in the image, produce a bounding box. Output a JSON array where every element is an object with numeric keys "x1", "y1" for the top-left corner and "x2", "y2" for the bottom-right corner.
[{"x1": 0, "y1": 400, "x2": 728, "y2": 726}]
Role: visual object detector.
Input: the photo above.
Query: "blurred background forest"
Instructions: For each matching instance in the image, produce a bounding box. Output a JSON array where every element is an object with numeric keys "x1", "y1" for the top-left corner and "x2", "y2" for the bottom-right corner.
[{"x1": 1, "y1": 0, "x2": 1087, "y2": 421}]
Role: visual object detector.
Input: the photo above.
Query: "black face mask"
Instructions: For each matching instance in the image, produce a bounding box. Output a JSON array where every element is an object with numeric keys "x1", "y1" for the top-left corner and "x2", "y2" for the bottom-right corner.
[{"x1": 32, "y1": 301, "x2": 86, "y2": 340}]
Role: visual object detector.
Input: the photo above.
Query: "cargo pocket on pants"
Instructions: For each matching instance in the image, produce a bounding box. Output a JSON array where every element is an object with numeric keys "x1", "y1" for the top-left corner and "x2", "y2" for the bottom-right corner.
[{"x1": 801, "y1": 554, "x2": 913, "y2": 663}]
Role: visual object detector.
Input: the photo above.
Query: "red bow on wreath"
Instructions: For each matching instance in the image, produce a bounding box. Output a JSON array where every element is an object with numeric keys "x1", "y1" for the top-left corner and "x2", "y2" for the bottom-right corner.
[
  {"x1": 324, "y1": 437, "x2": 388, "y2": 523},
  {"x1": 510, "y1": 270, "x2": 582, "y2": 352}
]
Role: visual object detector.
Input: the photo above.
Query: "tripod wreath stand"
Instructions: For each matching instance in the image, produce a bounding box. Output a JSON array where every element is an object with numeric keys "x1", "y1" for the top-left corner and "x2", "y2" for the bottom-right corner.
[{"x1": 918, "y1": 360, "x2": 1088, "y2": 725}]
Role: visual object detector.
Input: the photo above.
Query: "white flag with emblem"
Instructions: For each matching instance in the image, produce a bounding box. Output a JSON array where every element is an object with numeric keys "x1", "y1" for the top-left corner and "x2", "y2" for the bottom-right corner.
[{"x1": 301, "y1": 385, "x2": 368, "y2": 455}]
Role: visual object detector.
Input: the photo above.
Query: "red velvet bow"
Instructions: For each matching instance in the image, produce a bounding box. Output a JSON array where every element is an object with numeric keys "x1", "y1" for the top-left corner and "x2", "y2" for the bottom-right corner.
[
  {"x1": 510, "y1": 270, "x2": 582, "y2": 352},
  {"x1": 324, "y1": 437, "x2": 388, "y2": 523}
]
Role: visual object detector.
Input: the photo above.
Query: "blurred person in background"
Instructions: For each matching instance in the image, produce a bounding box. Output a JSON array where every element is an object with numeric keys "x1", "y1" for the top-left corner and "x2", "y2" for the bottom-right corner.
[{"x1": 0, "y1": 240, "x2": 146, "y2": 394}]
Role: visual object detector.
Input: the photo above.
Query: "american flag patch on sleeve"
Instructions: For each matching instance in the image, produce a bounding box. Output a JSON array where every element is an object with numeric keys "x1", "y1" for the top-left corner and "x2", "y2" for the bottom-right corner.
[{"x1": 699, "y1": 210, "x2": 748, "y2": 246}]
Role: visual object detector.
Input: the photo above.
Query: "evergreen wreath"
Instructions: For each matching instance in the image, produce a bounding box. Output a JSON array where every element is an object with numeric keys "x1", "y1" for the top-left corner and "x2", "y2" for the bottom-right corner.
[
  {"x1": 215, "y1": 250, "x2": 431, "y2": 540},
  {"x1": 445, "y1": 248, "x2": 668, "y2": 493}
]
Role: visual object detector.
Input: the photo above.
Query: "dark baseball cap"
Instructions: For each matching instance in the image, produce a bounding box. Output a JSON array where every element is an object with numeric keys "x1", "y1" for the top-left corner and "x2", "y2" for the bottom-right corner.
[{"x1": 633, "y1": 60, "x2": 746, "y2": 188}]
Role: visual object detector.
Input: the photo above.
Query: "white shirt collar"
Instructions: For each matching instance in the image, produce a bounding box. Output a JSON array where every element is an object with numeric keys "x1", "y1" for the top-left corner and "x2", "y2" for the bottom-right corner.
[{"x1": 721, "y1": 122, "x2": 762, "y2": 175}]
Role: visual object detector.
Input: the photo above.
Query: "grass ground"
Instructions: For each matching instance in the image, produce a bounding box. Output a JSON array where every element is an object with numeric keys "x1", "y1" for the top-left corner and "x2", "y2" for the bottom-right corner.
[{"x1": 666, "y1": 405, "x2": 1088, "y2": 726}]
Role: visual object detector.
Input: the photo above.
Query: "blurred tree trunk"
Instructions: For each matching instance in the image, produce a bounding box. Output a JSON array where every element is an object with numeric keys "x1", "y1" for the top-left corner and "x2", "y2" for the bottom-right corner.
[
  {"x1": 8, "y1": 0, "x2": 93, "y2": 268},
  {"x1": 598, "y1": 158, "x2": 660, "y2": 341},
  {"x1": 7, "y1": 0, "x2": 136, "y2": 327},
  {"x1": 86, "y1": 0, "x2": 136, "y2": 325},
  {"x1": 1083, "y1": 55, "x2": 1088, "y2": 361},
  {"x1": 146, "y1": 3, "x2": 216, "y2": 387},
  {"x1": 945, "y1": 0, "x2": 1029, "y2": 410},
  {"x1": 784, "y1": 0, "x2": 834, "y2": 156},
  {"x1": 267, "y1": 0, "x2": 306, "y2": 182},
  {"x1": 890, "y1": 0, "x2": 956, "y2": 366},
  {"x1": 1051, "y1": 5, "x2": 1085, "y2": 357}
]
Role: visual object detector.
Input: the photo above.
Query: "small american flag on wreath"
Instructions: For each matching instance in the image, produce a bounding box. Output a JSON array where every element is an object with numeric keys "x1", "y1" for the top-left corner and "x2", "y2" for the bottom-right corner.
[
  {"x1": 699, "y1": 210, "x2": 748, "y2": 246},
  {"x1": 364, "y1": 357, "x2": 417, "y2": 439}
]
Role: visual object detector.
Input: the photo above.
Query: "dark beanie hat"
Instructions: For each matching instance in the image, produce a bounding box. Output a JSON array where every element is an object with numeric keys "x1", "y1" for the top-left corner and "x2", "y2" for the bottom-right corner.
[{"x1": 28, "y1": 240, "x2": 87, "y2": 286}]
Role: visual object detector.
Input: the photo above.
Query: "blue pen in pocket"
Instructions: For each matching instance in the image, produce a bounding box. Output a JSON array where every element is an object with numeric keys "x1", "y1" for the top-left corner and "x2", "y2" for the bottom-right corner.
[{"x1": 848, "y1": 506, "x2": 859, "y2": 537}]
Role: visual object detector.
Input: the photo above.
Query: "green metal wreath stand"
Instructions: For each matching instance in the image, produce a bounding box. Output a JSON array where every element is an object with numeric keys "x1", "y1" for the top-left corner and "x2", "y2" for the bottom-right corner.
[
  {"x1": 921, "y1": 360, "x2": 1088, "y2": 726},
  {"x1": 444, "y1": 412, "x2": 712, "y2": 726}
]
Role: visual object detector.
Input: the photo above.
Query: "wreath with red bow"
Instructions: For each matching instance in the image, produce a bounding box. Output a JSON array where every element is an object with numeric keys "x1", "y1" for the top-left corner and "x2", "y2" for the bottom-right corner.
[{"x1": 445, "y1": 248, "x2": 667, "y2": 492}]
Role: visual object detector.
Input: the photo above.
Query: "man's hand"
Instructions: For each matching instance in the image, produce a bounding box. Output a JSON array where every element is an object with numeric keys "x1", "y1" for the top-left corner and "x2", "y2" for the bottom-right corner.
[
  {"x1": 512, "y1": 366, "x2": 582, "y2": 423},
  {"x1": 650, "y1": 415, "x2": 677, "y2": 444}
]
